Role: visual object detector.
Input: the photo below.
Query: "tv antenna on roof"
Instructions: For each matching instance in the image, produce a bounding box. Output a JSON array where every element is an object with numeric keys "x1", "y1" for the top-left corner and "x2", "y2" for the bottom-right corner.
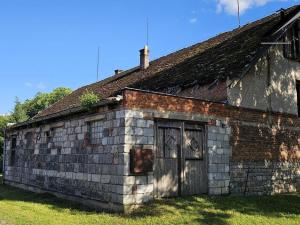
[
  {"x1": 237, "y1": 0, "x2": 241, "y2": 28},
  {"x1": 96, "y1": 46, "x2": 100, "y2": 81},
  {"x1": 146, "y1": 17, "x2": 149, "y2": 46}
]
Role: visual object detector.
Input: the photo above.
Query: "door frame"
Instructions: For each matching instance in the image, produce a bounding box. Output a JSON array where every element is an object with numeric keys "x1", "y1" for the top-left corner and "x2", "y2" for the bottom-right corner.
[{"x1": 154, "y1": 119, "x2": 208, "y2": 197}]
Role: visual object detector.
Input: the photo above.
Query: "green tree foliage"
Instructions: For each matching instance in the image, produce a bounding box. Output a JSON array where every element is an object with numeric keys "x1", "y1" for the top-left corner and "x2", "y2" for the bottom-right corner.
[
  {"x1": 11, "y1": 98, "x2": 29, "y2": 123},
  {"x1": 0, "y1": 87, "x2": 72, "y2": 172},
  {"x1": 0, "y1": 115, "x2": 11, "y2": 173},
  {"x1": 23, "y1": 87, "x2": 72, "y2": 118},
  {"x1": 80, "y1": 90, "x2": 101, "y2": 109}
]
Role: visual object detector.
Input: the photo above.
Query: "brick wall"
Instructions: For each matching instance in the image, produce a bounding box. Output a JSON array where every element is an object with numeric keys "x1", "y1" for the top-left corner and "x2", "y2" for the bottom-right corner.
[
  {"x1": 178, "y1": 81, "x2": 227, "y2": 102},
  {"x1": 123, "y1": 89, "x2": 300, "y2": 163},
  {"x1": 123, "y1": 89, "x2": 300, "y2": 195}
]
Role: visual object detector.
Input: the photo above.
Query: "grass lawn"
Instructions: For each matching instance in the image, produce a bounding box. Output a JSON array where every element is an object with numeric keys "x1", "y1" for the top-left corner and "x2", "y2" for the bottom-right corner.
[{"x1": 0, "y1": 175, "x2": 299, "y2": 225}]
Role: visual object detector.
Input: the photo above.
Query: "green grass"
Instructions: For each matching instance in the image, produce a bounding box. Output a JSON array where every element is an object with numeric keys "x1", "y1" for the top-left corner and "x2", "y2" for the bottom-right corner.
[{"x1": 0, "y1": 175, "x2": 299, "y2": 225}]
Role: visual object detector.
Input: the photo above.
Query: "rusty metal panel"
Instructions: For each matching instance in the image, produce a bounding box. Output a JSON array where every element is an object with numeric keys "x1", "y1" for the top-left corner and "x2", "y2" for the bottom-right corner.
[{"x1": 130, "y1": 148, "x2": 154, "y2": 174}]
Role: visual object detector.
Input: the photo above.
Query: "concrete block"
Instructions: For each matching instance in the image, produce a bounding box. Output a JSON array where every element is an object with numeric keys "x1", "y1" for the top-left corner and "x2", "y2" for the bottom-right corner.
[
  {"x1": 51, "y1": 149, "x2": 57, "y2": 155},
  {"x1": 77, "y1": 133, "x2": 84, "y2": 140},
  {"x1": 101, "y1": 175, "x2": 110, "y2": 184},
  {"x1": 137, "y1": 119, "x2": 147, "y2": 128},
  {"x1": 91, "y1": 174, "x2": 101, "y2": 182}
]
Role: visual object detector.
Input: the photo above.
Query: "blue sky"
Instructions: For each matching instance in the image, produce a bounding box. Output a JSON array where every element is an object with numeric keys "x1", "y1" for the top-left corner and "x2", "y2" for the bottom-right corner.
[{"x1": 0, "y1": 0, "x2": 299, "y2": 114}]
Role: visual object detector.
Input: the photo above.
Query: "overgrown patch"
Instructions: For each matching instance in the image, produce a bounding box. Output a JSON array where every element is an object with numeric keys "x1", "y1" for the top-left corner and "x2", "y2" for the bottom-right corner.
[{"x1": 79, "y1": 90, "x2": 101, "y2": 110}]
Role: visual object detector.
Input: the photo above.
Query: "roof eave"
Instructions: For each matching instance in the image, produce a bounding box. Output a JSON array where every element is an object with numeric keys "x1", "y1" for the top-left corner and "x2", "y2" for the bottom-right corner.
[{"x1": 8, "y1": 98, "x2": 121, "y2": 130}]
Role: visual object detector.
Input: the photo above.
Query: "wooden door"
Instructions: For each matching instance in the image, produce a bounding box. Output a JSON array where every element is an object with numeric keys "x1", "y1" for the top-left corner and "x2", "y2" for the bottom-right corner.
[
  {"x1": 154, "y1": 121, "x2": 181, "y2": 197},
  {"x1": 182, "y1": 124, "x2": 207, "y2": 195},
  {"x1": 154, "y1": 121, "x2": 207, "y2": 197}
]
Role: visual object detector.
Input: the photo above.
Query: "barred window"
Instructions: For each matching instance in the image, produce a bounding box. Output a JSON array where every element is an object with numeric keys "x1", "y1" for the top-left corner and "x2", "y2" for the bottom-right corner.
[
  {"x1": 52, "y1": 127, "x2": 64, "y2": 147},
  {"x1": 25, "y1": 132, "x2": 34, "y2": 149},
  {"x1": 41, "y1": 131, "x2": 51, "y2": 144},
  {"x1": 88, "y1": 120, "x2": 103, "y2": 145}
]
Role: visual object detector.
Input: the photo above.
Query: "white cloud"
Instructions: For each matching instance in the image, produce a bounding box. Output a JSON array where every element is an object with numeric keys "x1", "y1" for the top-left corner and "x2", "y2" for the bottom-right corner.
[
  {"x1": 189, "y1": 17, "x2": 198, "y2": 24},
  {"x1": 216, "y1": 0, "x2": 285, "y2": 15}
]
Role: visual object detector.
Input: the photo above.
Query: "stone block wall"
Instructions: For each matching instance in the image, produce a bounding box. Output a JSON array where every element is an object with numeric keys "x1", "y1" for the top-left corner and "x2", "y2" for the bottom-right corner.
[
  {"x1": 4, "y1": 110, "x2": 128, "y2": 211},
  {"x1": 121, "y1": 108, "x2": 232, "y2": 198},
  {"x1": 230, "y1": 161, "x2": 300, "y2": 195},
  {"x1": 3, "y1": 88, "x2": 300, "y2": 212},
  {"x1": 121, "y1": 110, "x2": 155, "y2": 205},
  {"x1": 207, "y1": 121, "x2": 231, "y2": 195}
]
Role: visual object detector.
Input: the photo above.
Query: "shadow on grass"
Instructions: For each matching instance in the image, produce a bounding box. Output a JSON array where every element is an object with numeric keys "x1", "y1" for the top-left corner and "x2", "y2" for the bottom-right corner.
[
  {"x1": 0, "y1": 178, "x2": 299, "y2": 225},
  {"x1": 128, "y1": 197, "x2": 232, "y2": 224},
  {"x1": 0, "y1": 181, "x2": 97, "y2": 214}
]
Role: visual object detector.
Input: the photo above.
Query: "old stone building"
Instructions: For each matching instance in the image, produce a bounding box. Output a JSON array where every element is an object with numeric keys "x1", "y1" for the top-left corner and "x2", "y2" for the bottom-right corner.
[{"x1": 3, "y1": 5, "x2": 300, "y2": 212}]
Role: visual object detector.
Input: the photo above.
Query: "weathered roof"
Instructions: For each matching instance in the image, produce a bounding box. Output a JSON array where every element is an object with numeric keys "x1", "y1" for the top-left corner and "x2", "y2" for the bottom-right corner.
[{"x1": 35, "y1": 5, "x2": 300, "y2": 120}]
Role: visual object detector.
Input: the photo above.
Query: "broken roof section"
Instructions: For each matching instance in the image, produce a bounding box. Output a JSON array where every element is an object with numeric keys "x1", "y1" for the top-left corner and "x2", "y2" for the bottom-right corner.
[{"x1": 35, "y1": 5, "x2": 300, "y2": 120}]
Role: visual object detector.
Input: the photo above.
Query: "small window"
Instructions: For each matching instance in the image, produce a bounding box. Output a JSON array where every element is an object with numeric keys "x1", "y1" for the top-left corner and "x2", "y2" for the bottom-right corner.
[
  {"x1": 25, "y1": 132, "x2": 34, "y2": 149},
  {"x1": 88, "y1": 120, "x2": 103, "y2": 145},
  {"x1": 41, "y1": 131, "x2": 52, "y2": 144},
  {"x1": 284, "y1": 21, "x2": 300, "y2": 60},
  {"x1": 11, "y1": 136, "x2": 17, "y2": 149},
  {"x1": 296, "y1": 81, "x2": 300, "y2": 117},
  {"x1": 10, "y1": 136, "x2": 17, "y2": 166},
  {"x1": 52, "y1": 127, "x2": 64, "y2": 147}
]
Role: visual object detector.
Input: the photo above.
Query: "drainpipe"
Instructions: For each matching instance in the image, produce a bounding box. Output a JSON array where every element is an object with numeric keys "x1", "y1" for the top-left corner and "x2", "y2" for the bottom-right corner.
[
  {"x1": 266, "y1": 50, "x2": 274, "y2": 127},
  {"x1": 266, "y1": 50, "x2": 273, "y2": 113}
]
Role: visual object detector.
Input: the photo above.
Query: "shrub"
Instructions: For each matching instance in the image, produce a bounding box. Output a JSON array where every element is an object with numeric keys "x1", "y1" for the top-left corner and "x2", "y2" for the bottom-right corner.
[{"x1": 80, "y1": 90, "x2": 101, "y2": 109}]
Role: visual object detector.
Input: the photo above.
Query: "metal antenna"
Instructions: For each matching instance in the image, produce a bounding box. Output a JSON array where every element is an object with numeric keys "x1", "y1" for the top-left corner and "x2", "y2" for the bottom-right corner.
[
  {"x1": 96, "y1": 46, "x2": 100, "y2": 81},
  {"x1": 146, "y1": 17, "x2": 149, "y2": 46},
  {"x1": 237, "y1": 0, "x2": 241, "y2": 28}
]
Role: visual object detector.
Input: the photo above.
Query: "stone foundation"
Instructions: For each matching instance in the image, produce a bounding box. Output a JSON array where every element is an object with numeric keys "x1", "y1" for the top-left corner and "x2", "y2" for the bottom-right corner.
[{"x1": 230, "y1": 161, "x2": 300, "y2": 195}]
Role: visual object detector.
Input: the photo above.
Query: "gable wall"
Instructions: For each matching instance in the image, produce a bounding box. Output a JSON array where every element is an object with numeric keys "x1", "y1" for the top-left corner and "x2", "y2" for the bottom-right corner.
[{"x1": 227, "y1": 45, "x2": 300, "y2": 115}]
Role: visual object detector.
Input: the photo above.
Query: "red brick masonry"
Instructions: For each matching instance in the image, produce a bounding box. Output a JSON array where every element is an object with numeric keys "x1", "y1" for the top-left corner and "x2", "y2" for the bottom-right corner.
[{"x1": 123, "y1": 89, "x2": 300, "y2": 162}]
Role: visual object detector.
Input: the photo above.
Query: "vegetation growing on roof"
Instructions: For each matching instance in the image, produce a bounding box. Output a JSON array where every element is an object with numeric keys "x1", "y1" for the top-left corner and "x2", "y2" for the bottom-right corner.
[{"x1": 79, "y1": 90, "x2": 101, "y2": 110}]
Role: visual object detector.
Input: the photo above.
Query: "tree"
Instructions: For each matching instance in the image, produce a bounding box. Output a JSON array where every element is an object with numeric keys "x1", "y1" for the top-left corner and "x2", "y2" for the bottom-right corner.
[
  {"x1": 49, "y1": 87, "x2": 72, "y2": 104},
  {"x1": 11, "y1": 98, "x2": 28, "y2": 123},
  {"x1": 0, "y1": 87, "x2": 72, "y2": 173},
  {"x1": 0, "y1": 115, "x2": 10, "y2": 173},
  {"x1": 24, "y1": 87, "x2": 72, "y2": 118}
]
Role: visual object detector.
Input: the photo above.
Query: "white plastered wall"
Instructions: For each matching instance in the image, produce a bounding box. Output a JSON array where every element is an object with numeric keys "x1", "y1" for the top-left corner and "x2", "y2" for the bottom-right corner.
[{"x1": 228, "y1": 45, "x2": 300, "y2": 115}]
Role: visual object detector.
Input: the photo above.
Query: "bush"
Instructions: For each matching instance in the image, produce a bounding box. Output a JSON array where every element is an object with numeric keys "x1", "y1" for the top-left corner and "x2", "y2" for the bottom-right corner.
[{"x1": 80, "y1": 90, "x2": 101, "y2": 109}]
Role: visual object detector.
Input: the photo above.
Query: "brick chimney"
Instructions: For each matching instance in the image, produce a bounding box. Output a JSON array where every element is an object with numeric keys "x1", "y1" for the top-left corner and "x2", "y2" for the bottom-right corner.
[{"x1": 140, "y1": 45, "x2": 150, "y2": 70}]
